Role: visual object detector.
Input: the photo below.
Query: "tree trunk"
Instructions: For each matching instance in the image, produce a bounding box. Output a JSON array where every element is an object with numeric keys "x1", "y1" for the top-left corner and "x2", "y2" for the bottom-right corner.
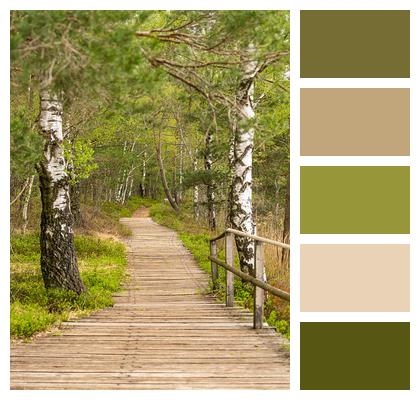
[
  {"x1": 179, "y1": 144, "x2": 183, "y2": 203},
  {"x1": 22, "y1": 175, "x2": 35, "y2": 234},
  {"x1": 116, "y1": 169, "x2": 126, "y2": 203},
  {"x1": 121, "y1": 170, "x2": 130, "y2": 204},
  {"x1": 122, "y1": 141, "x2": 136, "y2": 203},
  {"x1": 37, "y1": 90, "x2": 85, "y2": 294},
  {"x1": 140, "y1": 154, "x2": 147, "y2": 197},
  {"x1": 156, "y1": 133, "x2": 179, "y2": 212},
  {"x1": 173, "y1": 154, "x2": 180, "y2": 205},
  {"x1": 193, "y1": 152, "x2": 199, "y2": 221},
  {"x1": 128, "y1": 176, "x2": 134, "y2": 198},
  {"x1": 229, "y1": 46, "x2": 257, "y2": 274},
  {"x1": 115, "y1": 141, "x2": 127, "y2": 202},
  {"x1": 204, "y1": 127, "x2": 216, "y2": 231}
]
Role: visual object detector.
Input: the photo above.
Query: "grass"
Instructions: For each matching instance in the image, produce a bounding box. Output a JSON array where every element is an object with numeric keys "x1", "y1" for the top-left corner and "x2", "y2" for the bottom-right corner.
[
  {"x1": 10, "y1": 233, "x2": 127, "y2": 339},
  {"x1": 149, "y1": 201, "x2": 290, "y2": 339}
]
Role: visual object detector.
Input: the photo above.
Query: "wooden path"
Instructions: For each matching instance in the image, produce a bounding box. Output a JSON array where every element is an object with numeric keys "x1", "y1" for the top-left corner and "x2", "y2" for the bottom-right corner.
[{"x1": 11, "y1": 214, "x2": 289, "y2": 389}]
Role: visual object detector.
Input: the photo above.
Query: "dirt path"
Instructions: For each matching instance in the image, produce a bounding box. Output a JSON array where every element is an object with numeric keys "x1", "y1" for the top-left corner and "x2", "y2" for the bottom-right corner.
[
  {"x1": 131, "y1": 207, "x2": 150, "y2": 218},
  {"x1": 11, "y1": 215, "x2": 289, "y2": 389}
]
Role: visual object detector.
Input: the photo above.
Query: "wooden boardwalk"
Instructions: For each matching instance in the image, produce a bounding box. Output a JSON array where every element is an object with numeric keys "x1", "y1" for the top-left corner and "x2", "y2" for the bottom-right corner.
[{"x1": 11, "y1": 215, "x2": 290, "y2": 389}]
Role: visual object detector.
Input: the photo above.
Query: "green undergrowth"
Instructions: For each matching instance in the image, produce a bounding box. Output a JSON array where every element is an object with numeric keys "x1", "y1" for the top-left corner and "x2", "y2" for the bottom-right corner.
[
  {"x1": 149, "y1": 201, "x2": 290, "y2": 339},
  {"x1": 101, "y1": 196, "x2": 158, "y2": 220},
  {"x1": 10, "y1": 233, "x2": 127, "y2": 339}
]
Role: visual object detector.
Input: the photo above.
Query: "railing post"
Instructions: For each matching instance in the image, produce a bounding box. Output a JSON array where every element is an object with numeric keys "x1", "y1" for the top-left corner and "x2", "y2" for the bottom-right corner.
[
  {"x1": 254, "y1": 240, "x2": 264, "y2": 329},
  {"x1": 210, "y1": 240, "x2": 218, "y2": 290},
  {"x1": 225, "y1": 232, "x2": 234, "y2": 307}
]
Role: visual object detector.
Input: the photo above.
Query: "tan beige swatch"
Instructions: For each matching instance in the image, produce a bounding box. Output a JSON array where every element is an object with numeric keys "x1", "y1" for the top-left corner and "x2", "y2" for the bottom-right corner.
[
  {"x1": 300, "y1": 244, "x2": 410, "y2": 312},
  {"x1": 300, "y1": 89, "x2": 410, "y2": 155}
]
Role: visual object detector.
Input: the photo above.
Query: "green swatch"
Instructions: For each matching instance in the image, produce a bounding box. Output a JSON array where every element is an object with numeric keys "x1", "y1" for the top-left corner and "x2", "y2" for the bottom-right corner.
[
  {"x1": 300, "y1": 10, "x2": 410, "y2": 78},
  {"x1": 300, "y1": 322, "x2": 410, "y2": 390},
  {"x1": 300, "y1": 166, "x2": 410, "y2": 233}
]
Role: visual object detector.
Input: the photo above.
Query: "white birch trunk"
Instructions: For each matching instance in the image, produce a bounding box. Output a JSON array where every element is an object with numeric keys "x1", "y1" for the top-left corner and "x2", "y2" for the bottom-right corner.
[
  {"x1": 179, "y1": 145, "x2": 183, "y2": 203},
  {"x1": 115, "y1": 141, "x2": 127, "y2": 202},
  {"x1": 193, "y1": 151, "x2": 199, "y2": 221},
  {"x1": 117, "y1": 169, "x2": 126, "y2": 203},
  {"x1": 120, "y1": 142, "x2": 136, "y2": 203},
  {"x1": 128, "y1": 176, "x2": 134, "y2": 198},
  {"x1": 140, "y1": 153, "x2": 147, "y2": 197},
  {"x1": 37, "y1": 90, "x2": 85, "y2": 294},
  {"x1": 22, "y1": 175, "x2": 35, "y2": 234},
  {"x1": 230, "y1": 45, "x2": 257, "y2": 274},
  {"x1": 204, "y1": 127, "x2": 216, "y2": 231}
]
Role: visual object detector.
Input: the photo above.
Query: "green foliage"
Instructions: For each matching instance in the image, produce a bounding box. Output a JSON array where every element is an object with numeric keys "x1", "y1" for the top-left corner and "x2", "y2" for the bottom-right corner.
[
  {"x1": 266, "y1": 309, "x2": 290, "y2": 339},
  {"x1": 10, "y1": 98, "x2": 42, "y2": 178},
  {"x1": 10, "y1": 234, "x2": 127, "y2": 339},
  {"x1": 11, "y1": 11, "x2": 149, "y2": 97},
  {"x1": 64, "y1": 138, "x2": 98, "y2": 184},
  {"x1": 11, "y1": 302, "x2": 58, "y2": 338}
]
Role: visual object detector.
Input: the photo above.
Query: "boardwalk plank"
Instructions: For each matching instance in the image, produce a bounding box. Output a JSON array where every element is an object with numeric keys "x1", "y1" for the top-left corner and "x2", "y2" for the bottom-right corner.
[{"x1": 10, "y1": 216, "x2": 289, "y2": 389}]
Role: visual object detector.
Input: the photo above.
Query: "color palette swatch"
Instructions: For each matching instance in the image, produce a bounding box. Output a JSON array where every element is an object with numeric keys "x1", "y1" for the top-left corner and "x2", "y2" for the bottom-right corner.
[
  {"x1": 300, "y1": 244, "x2": 410, "y2": 312},
  {"x1": 299, "y1": 10, "x2": 410, "y2": 390},
  {"x1": 300, "y1": 323, "x2": 410, "y2": 389},
  {"x1": 300, "y1": 10, "x2": 410, "y2": 78},
  {"x1": 300, "y1": 166, "x2": 410, "y2": 234},
  {"x1": 301, "y1": 89, "x2": 410, "y2": 156}
]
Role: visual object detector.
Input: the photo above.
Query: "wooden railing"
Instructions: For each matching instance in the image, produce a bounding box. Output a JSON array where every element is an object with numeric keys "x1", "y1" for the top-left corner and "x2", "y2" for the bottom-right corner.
[{"x1": 208, "y1": 228, "x2": 290, "y2": 329}]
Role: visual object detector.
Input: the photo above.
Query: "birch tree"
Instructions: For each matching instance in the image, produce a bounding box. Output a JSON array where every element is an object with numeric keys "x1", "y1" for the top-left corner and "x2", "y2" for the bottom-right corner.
[
  {"x1": 36, "y1": 89, "x2": 85, "y2": 293},
  {"x1": 137, "y1": 11, "x2": 289, "y2": 272},
  {"x1": 229, "y1": 45, "x2": 258, "y2": 273},
  {"x1": 11, "y1": 10, "x2": 145, "y2": 292}
]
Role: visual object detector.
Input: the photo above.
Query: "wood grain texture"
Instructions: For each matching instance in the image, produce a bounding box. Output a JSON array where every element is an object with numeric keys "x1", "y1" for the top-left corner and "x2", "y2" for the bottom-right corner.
[{"x1": 11, "y1": 216, "x2": 289, "y2": 390}]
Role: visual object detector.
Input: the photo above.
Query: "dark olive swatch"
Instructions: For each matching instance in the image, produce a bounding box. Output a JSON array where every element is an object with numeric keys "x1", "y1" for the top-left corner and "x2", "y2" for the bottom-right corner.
[
  {"x1": 300, "y1": 322, "x2": 410, "y2": 390},
  {"x1": 300, "y1": 166, "x2": 410, "y2": 233},
  {"x1": 300, "y1": 10, "x2": 410, "y2": 77}
]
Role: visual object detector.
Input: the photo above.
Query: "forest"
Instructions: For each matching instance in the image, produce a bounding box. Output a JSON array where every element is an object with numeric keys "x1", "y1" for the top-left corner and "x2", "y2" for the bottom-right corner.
[{"x1": 10, "y1": 11, "x2": 290, "y2": 340}]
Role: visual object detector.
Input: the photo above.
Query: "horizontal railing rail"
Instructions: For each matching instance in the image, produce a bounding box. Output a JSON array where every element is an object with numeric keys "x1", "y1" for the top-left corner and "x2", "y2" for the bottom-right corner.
[
  {"x1": 225, "y1": 228, "x2": 290, "y2": 249},
  {"x1": 208, "y1": 255, "x2": 290, "y2": 301},
  {"x1": 208, "y1": 229, "x2": 290, "y2": 329}
]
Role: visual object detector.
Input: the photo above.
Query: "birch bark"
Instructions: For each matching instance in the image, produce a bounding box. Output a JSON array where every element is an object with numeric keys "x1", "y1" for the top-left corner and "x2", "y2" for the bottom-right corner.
[
  {"x1": 193, "y1": 151, "x2": 199, "y2": 221},
  {"x1": 204, "y1": 127, "x2": 216, "y2": 231},
  {"x1": 37, "y1": 90, "x2": 85, "y2": 294},
  {"x1": 140, "y1": 153, "x2": 147, "y2": 197},
  {"x1": 230, "y1": 45, "x2": 257, "y2": 274},
  {"x1": 22, "y1": 175, "x2": 35, "y2": 234}
]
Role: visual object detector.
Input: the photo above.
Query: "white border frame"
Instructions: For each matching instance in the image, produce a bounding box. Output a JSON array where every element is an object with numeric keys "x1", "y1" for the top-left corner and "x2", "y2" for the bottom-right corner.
[{"x1": 2, "y1": 1, "x2": 419, "y2": 399}]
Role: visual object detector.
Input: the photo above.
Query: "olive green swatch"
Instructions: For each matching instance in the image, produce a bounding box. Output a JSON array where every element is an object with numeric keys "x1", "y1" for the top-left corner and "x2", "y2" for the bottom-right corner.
[
  {"x1": 300, "y1": 322, "x2": 410, "y2": 390},
  {"x1": 300, "y1": 166, "x2": 410, "y2": 233},
  {"x1": 300, "y1": 10, "x2": 410, "y2": 77}
]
